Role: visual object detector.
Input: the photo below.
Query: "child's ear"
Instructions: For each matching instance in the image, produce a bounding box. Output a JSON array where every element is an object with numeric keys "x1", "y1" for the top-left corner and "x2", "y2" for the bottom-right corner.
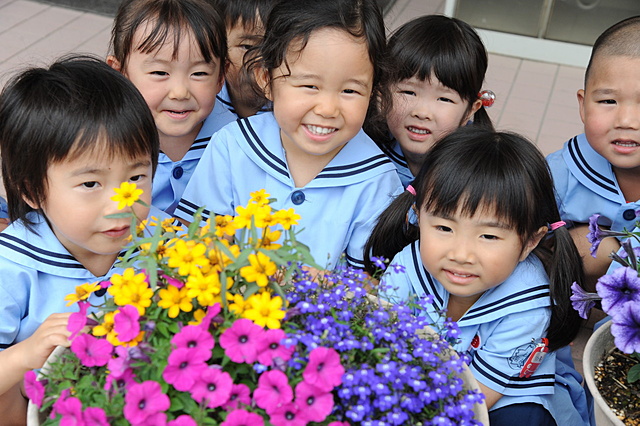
[
  {"x1": 106, "y1": 55, "x2": 122, "y2": 72},
  {"x1": 21, "y1": 193, "x2": 39, "y2": 210},
  {"x1": 255, "y1": 67, "x2": 271, "y2": 101},
  {"x1": 577, "y1": 89, "x2": 586, "y2": 124},
  {"x1": 465, "y1": 99, "x2": 483, "y2": 123},
  {"x1": 519, "y1": 226, "x2": 548, "y2": 261}
]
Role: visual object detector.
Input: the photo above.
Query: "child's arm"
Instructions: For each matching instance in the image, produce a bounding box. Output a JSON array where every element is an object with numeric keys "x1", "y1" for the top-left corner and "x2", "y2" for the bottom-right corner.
[
  {"x1": 570, "y1": 224, "x2": 620, "y2": 292},
  {"x1": 478, "y1": 382, "x2": 502, "y2": 409}
]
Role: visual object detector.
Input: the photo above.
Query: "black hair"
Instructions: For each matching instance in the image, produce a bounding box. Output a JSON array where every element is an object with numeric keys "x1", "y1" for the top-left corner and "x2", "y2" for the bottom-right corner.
[
  {"x1": 365, "y1": 15, "x2": 493, "y2": 145},
  {"x1": 245, "y1": 0, "x2": 389, "y2": 112},
  {"x1": 208, "y1": 0, "x2": 276, "y2": 29},
  {"x1": 0, "y1": 55, "x2": 159, "y2": 229},
  {"x1": 365, "y1": 126, "x2": 584, "y2": 351},
  {"x1": 110, "y1": 0, "x2": 227, "y2": 80},
  {"x1": 584, "y1": 15, "x2": 640, "y2": 86}
]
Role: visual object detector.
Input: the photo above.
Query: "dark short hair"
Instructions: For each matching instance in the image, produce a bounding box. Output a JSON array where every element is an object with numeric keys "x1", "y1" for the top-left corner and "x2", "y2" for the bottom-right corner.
[
  {"x1": 0, "y1": 55, "x2": 159, "y2": 227},
  {"x1": 110, "y1": 0, "x2": 227, "y2": 80},
  {"x1": 208, "y1": 0, "x2": 276, "y2": 29}
]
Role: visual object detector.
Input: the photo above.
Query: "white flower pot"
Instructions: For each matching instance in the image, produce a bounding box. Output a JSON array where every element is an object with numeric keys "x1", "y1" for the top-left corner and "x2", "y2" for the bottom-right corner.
[
  {"x1": 26, "y1": 345, "x2": 67, "y2": 426},
  {"x1": 583, "y1": 320, "x2": 625, "y2": 426}
]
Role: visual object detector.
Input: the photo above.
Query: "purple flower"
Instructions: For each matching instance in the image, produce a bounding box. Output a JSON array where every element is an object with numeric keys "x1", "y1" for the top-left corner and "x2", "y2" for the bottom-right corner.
[
  {"x1": 82, "y1": 407, "x2": 109, "y2": 425},
  {"x1": 587, "y1": 214, "x2": 605, "y2": 257},
  {"x1": 253, "y1": 370, "x2": 293, "y2": 414},
  {"x1": 114, "y1": 305, "x2": 141, "y2": 342},
  {"x1": 123, "y1": 381, "x2": 170, "y2": 424},
  {"x1": 597, "y1": 266, "x2": 640, "y2": 317},
  {"x1": 168, "y1": 415, "x2": 198, "y2": 426},
  {"x1": 303, "y1": 347, "x2": 344, "y2": 392},
  {"x1": 569, "y1": 282, "x2": 600, "y2": 319},
  {"x1": 67, "y1": 300, "x2": 90, "y2": 340},
  {"x1": 222, "y1": 383, "x2": 252, "y2": 410},
  {"x1": 190, "y1": 367, "x2": 233, "y2": 408},
  {"x1": 611, "y1": 303, "x2": 640, "y2": 354},
  {"x1": 23, "y1": 370, "x2": 44, "y2": 407},
  {"x1": 221, "y1": 409, "x2": 265, "y2": 426},
  {"x1": 171, "y1": 324, "x2": 214, "y2": 363},
  {"x1": 70, "y1": 333, "x2": 113, "y2": 367},
  {"x1": 163, "y1": 347, "x2": 207, "y2": 392},
  {"x1": 219, "y1": 318, "x2": 265, "y2": 364},
  {"x1": 371, "y1": 256, "x2": 387, "y2": 270},
  {"x1": 257, "y1": 328, "x2": 295, "y2": 366},
  {"x1": 295, "y1": 380, "x2": 334, "y2": 422}
]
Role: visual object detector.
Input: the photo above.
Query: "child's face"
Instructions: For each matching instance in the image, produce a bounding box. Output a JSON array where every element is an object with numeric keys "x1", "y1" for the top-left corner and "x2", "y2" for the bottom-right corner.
[
  {"x1": 37, "y1": 145, "x2": 152, "y2": 272},
  {"x1": 387, "y1": 76, "x2": 479, "y2": 170},
  {"x1": 418, "y1": 204, "x2": 537, "y2": 307},
  {"x1": 578, "y1": 55, "x2": 640, "y2": 172},
  {"x1": 226, "y1": 19, "x2": 264, "y2": 94},
  {"x1": 268, "y1": 28, "x2": 374, "y2": 164},
  {"x1": 117, "y1": 26, "x2": 223, "y2": 148}
]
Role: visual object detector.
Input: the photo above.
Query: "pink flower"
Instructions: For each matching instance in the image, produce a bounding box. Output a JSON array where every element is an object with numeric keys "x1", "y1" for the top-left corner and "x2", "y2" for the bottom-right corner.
[
  {"x1": 161, "y1": 273, "x2": 184, "y2": 289},
  {"x1": 302, "y1": 347, "x2": 344, "y2": 392},
  {"x1": 269, "y1": 402, "x2": 308, "y2": 426},
  {"x1": 70, "y1": 333, "x2": 113, "y2": 367},
  {"x1": 123, "y1": 381, "x2": 170, "y2": 424},
  {"x1": 105, "y1": 367, "x2": 136, "y2": 393},
  {"x1": 199, "y1": 303, "x2": 221, "y2": 329},
  {"x1": 163, "y1": 347, "x2": 207, "y2": 391},
  {"x1": 83, "y1": 407, "x2": 109, "y2": 425},
  {"x1": 168, "y1": 415, "x2": 198, "y2": 426},
  {"x1": 222, "y1": 383, "x2": 252, "y2": 410},
  {"x1": 114, "y1": 305, "x2": 141, "y2": 342},
  {"x1": 222, "y1": 409, "x2": 265, "y2": 426},
  {"x1": 68, "y1": 300, "x2": 90, "y2": 340},
  {"x1": 253, "y1": 370, "x2": 293, "y2": 414},
  {"x1": 142, "y1": 412, "x2": 167, "y2": 425},
  {"x1": 190, "y1": 367, "x2": 233, "y2": 408},
  {"x1": 295, "y1": 381, "x2": 334, "y2": 422},
  {"x1": 23, "y1": 370, "x2": 44, "y2": 407},
  {"x1": 219, "y1": 318, "x2": 265, "y2": 363},
  {"x1": 257, "y1": 328, "x2": 295, "y2": 366},
  {"x1": 51, "y1": 393, "x2": 83, "y2": 424},
  {"x1": 171, "y1": 324, "x2": 214, "y2": 363}
]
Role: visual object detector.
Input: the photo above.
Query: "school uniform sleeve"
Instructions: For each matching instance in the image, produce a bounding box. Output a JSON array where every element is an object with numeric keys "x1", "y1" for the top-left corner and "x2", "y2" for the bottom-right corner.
[{"x1": 0, "y1": 260, "x2": 34, "y2": 350}]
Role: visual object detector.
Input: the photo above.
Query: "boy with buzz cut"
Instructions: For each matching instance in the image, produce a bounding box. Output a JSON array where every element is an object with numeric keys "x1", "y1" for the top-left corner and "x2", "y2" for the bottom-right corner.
[
  {"x1": 210, "y1": 0, "x2": 277, "y2": 118},
  {"x1": 547, "y1": 15, "x2": 640, "y2": 291}
]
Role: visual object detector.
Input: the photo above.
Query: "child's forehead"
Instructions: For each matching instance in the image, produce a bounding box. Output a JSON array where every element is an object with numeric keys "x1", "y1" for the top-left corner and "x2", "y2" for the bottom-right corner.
[
  {"x1": 131, "y1": 19, "x2": 209, "y2": 59},
  {"x1": 586, "y1": 54, "x2": 640, "y2": 86}
]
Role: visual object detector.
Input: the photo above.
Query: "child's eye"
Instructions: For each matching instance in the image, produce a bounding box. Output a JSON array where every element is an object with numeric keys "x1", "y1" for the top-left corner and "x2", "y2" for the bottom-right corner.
[
  {"x1": 82, "y1": 181, "x2": 99, "y2": 189},
  {"x1": 598, "y1": 99, "x2": 616, "y2": 104},
  {"x1": 435, "y1": 225, "x2": 452, "y2": 232},
  {"x1": 192, "y1": 71, "x2": 210, "y2": 77},
  {"x1": 481, "y1": 234, "x2": 499, "y2": 240},
  {"x1": 151, "y1": 71, "x2": 168, "y2": 76},
  {"x1": 343, "y1": 89, "x2": 360, "y2": 95},
  {"x1": 130, "y1": 175, "x2": 145, "y2": 182},
  {"x1": 438, "y1": 97, "x2": 454, "y2": 103},
  {"x1": 239, "y1": 44, "x2": 253, "y2": 51},
  {"x1": 399, "y1": 90, "x2": 416, "y2": 96},
  {"x1": 302, "y1": 85, "x2": 318, "y2": 90}
]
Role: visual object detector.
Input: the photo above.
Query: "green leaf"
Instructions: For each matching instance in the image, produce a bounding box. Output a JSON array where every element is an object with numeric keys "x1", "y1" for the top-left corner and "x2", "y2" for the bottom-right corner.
[
  {"x1": 104, "y1": 212, "x2": 135, "y2": 219},
  {"x1": 628, "y1": 363, "x2": 640, "y2": 383}
]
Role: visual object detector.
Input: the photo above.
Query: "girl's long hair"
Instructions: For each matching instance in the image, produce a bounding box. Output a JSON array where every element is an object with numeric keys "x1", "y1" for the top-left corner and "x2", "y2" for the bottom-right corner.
[{"x1": 365, "y1": 126, "x2": 584, "y2": 351}]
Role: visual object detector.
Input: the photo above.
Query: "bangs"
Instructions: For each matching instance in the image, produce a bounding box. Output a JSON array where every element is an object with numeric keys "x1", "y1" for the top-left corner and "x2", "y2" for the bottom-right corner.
[{"x1": 136, "y1": 19, "x2": 216, "y2": 63}]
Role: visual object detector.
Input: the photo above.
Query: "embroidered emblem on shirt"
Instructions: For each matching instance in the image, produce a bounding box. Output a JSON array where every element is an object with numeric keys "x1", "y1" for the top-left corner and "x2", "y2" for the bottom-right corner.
[
  {"x1": 469, "y1": 334, "x2": 481, "y2": 350},
  {"x1": 508, "y1": 338, "x2": 549, "y2": 377}
]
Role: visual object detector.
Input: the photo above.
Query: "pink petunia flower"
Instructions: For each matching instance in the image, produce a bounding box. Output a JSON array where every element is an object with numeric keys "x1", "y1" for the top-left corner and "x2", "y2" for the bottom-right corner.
[
  {"x1": 70, "y1": 333, "x2": 113, "y2": 367},
  {"x1": 51, "y1": 394, "x2": 83, "y2": 425},
  {"x1": 105, "y1": 367, "x2": 136, "y2": 393},
  {"x1": 269, "y1": 402, "x2": 309, "y2": 426},
  {"x1": 199, "y1": 303, "x2": 221, "y2": 329},
  {"x1": 163, "y1": 347, "x2": 208, "y2": 392},
  {"x1": 83, "y1": 407, "x2": 109, "y2": 425},
  {"x1": 67, "y1": 300, "x2": 90, "y2": 340},
  {"x1": 221, "y1": 409, "x2": 265, "y2": 426},
  {"x1": 302, "y1": 347, "x2": 344, "y2": 392},
  {"x1": 168, "y1": 415, "x2": 198, "y2": 426},
  {"x1": 257, "y1": 328, "x2": 295, "y2": 366},
  {"x1": 219, "y1": 318, "x2": 265, "y2": 364},
  {"x1": 253, "y1": 370, "x2": 293, "y2": 414},
  {"x1": 113, "y1": 305, "x2": 141, "y2": 342},
  {"x1": 222, "y1": 383, "x2": 252, "y2": 410},
  {"x1": 190, "y1": 367, "x2": 233, "y2": 408},
  {"x1": 23, "y1": 370, "x2": 45, "y2": 407},
  {"x1": 161, "y1": 272, "x2": 185, "y2": 289},
  {"x1": 294, "y1": 380, "x2": 334, "y2": 422},
  {"x1": 171, "y1": 324, "x2": 214, "y2": 363},
  {"x1": 123, "y1": 381, "x2": 170, "y2": 424}
]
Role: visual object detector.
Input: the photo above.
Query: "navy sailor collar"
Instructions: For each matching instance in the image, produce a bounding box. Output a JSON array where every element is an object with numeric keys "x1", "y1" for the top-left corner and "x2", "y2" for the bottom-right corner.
[
  {"x1": 402, "y1": 240, "x2": 551, "y2": 326},
  {"x1": 233, "y1": 113, "x2": 397, "y2": 188},
  {"x1": 378, "y1": 139, "x2": 413, "y2": 188}
]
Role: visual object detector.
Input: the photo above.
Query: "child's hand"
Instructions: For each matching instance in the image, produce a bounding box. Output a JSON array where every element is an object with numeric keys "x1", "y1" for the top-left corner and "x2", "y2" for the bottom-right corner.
[
  {"x1": 19, "y1": 312, "x2": 73, "y2": 370},
  {"x1": 0, "y1": 218, "x2": 9, "y2": 232}
]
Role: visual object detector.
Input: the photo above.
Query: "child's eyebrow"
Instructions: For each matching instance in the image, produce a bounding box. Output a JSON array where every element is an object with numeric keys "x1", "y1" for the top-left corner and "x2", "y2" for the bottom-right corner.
[
  {"x1": 69, "y1": 160, "x2": 151, "y2": 177},
  {"x1": 289, "y1": 73, "x2": 370, "y2": 90}
]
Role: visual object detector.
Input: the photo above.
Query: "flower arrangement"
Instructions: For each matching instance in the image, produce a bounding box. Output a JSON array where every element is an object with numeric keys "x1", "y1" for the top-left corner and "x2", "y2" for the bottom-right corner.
[
  {"x1": 570, "y1": 213, "x2": 640, "y2": 386},
  {"x1": 26, "y1": 185, "x2": 484, "y2": 425}
]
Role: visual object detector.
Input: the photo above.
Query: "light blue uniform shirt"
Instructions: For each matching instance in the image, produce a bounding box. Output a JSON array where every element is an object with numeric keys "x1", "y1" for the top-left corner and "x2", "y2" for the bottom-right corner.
[
  {"x1": 175, "y1": 112, "x2": 403, "y2": 270},
  {"x1": 378, "y1": 140, "x2": 413, "y2": 188},
  {"x1": 0, "y1": 196, "x2": 8, "y2": 219},
  {"x1": 152, "y1": 101, "x2": 236, "y2": 215},
  {"x1": 382, "y1": 241, "x2": 591, "y2": 425},
  {"x1": 547, "y1": 133, "x2": 639, "y2": 231}
]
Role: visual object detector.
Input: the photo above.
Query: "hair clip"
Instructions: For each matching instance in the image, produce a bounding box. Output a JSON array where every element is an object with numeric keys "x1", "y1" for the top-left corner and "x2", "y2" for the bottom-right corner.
[
  {"x1": 406, "y1": 185, "x2": 416, "y2": 196},
  {"x1": 548, "y1": 221, "x2": 566, "y2": 231},
  {"x1": 478, "y1": 90, "x2": 496, "y2": 107}
]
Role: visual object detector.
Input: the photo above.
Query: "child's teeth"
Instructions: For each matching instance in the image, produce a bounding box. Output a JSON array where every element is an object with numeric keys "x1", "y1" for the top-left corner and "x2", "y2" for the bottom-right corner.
[
  {"x1": 409, "y1": 126, "x2": 429, "y2": 134},
  {"x1": 307, "y1": 125, "x2": 336, "y2": 135}
]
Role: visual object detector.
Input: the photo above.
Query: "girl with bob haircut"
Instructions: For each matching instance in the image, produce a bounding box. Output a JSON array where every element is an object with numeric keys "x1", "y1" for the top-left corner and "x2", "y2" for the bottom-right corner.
[
  {"x1": 108, "y1": 0, "x2": 235, "y2": 215},
  {"x1": 365, "y1": 126, "x2": 590, "y2": 425},
  {"x1": 175, "y1": 0, "x2": 403, "y2": 270},
  {"x1": 0, "y1": 55, "x2": 159, "y2": 422},
  {"x1": 366, "y1": 15, "x2": 494, "y2": 187}
]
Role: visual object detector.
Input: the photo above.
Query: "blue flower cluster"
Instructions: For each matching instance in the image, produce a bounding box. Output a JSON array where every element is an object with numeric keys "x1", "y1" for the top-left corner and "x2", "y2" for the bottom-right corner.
[{"x1": 284, "y1": 262, "x2": 485, "y2": 425}]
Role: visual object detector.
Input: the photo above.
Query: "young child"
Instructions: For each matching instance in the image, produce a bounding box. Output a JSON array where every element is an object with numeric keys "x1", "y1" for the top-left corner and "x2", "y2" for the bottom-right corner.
[
  {"x1": 366, "y1": 127, "x2": 590, "y2": 425},
  {"x1": 107, "y1": 0, "x2": 235, "y2": 215},
  {"x1": 547, "y1": 16, "x2": 640, "y2": 291},
  {"x1": 366, "y1": 15, "x2": 494, "y2": 187},
  {"x1": 210, "y1": 0, "x2": 277, "y2": 118},
  {"x1": 175, "y1": 0, "x2": 403, "y2": 270},
  {"x1": 0, "y1": 56, "x2": 159, "y2": 422}
]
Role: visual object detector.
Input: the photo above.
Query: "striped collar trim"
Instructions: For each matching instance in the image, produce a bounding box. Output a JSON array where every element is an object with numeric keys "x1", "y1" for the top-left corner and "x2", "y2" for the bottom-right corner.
[{"x1": 562, "y1": 134, "x2": 621, "y2": 201}]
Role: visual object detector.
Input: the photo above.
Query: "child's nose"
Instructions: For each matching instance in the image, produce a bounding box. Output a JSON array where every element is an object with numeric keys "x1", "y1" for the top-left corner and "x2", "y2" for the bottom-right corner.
[
  {"x1": 615, "y1": 103, "x2": 640, "y2": 130},
  {"x1": 411, "y1": 100, "x2": 432, "y2": 120},
  {"x1": 448, "y1": 240, "x2": 475, "y2": 263},
  {"x1": 313, "y1": 92, "x2": 339, "y2": 118},
  {"x1": 168, "y1": 79, "x2": 191, "y2": 100}
]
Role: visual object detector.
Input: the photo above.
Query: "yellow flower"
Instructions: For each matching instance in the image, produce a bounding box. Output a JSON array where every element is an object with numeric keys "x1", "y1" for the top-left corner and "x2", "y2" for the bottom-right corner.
[
  {"x1": 240, "y1": 252, "x2": 277, "y2": 287},
  {"x1": 189, "y1": 309, "x2": 207, "y2": 326},
  {"x1": 249, "y1": 189, "x2": 270, "y2": 206},
  {"x1": 258, "y1": 229, "x2": 282, "y2": 250},
  {"x1": 228, "y1": 293, "x2": 248, "y2": 316},
  {"x1": 111, "y1": 280, "x2": 153, "y2": 315},
  {"x1": 111, "y1": 182, "x2": 143, "y2": 210},
  {"x1": 166, "y1": 239, "x2": 209, "y2": 276},
  {"x1": 92, "y1": 311, "x2": 115, "y2": 338},
  {"x1": 158, "y1": 285, "x2": 193, "y2": 318},
  {"x1": 64, "y1": 282, "x2": 101, "y2": 306},
  {"x1": 108, "y1": 268, "x2": 147, "y2": 293},
  {"x1": 185, "y1": 269, "x2": 223, "y2": 306},
  {"x1": 214, "y1": 214, "x2": 237, "y2": 238},
  {"x1": 272, "y1": 208, "x2": 301, "y2": 230},
  {"x1": 243, "y1": 291, "x2": 285, "y2": 329},
  {"x1": 161, "y1": 218, "x2": 184, "y2": 234},
  {"x1": 234, "y1": 203, "x2": 258, "y2": 229}
]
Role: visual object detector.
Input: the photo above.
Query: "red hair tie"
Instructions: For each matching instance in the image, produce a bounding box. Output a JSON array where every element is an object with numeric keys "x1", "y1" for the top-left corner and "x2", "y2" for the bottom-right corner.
[{"x1": 478, "y1": 90, "x2": 496, "y2": 107}]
